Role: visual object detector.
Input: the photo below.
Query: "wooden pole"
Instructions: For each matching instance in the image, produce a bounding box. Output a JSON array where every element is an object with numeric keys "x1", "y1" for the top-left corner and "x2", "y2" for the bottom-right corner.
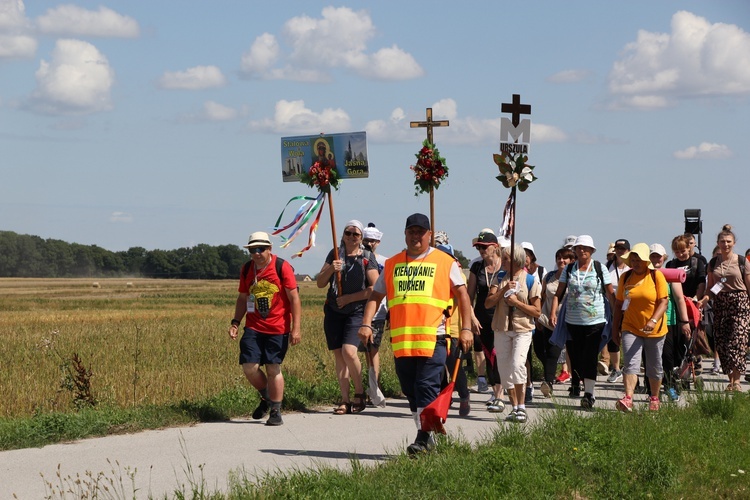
[
  {"x1": 327, "y1": 190, "x2": 343, "y2": 292},
  {"x1": 507, "y1": 184, "x2": 517, "y2": 331},
  {"x1": 430, "y1": 187, "x2": 435, "y2": 246}
]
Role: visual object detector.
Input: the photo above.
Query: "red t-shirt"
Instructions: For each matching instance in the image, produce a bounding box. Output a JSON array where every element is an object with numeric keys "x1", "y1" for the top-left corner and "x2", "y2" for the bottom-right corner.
[{"x1": 238, "y1": 255, "x2": 296, "y2": 334}]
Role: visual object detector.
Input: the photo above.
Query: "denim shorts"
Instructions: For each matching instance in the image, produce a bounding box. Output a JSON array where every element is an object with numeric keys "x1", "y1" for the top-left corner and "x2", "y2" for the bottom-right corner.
[
  {"x1": 358, "y1": 319, "x2": 385, "y2": 352},
  {"x1": 239, "y1": 327, "x2": 289, "y2": 365}
]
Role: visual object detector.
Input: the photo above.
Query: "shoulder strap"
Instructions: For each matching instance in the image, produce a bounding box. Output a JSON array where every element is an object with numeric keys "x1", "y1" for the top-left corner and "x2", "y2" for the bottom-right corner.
[
  {"x1": 544, "y1": 270, "x2": 556, "y2": 284},
  {"x1": 564, "y1": 263, "x2": 575, "y2": 281},
  {"x1": 594, "y1": 260, "x2": 606, "y2": 297},
  {"x1": 525, "y1": 271, "x2": 534, "y2": 291},
  {"x1": 241, "y1": 261, "x2": 252, "y2": 284},
  {"x1": 709, "y1": 256, "x2": 717, "y2": 272}
]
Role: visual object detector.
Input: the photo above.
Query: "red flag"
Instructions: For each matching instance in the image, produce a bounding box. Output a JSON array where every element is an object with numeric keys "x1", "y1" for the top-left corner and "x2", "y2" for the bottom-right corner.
[{"x1": 420, "y1": 356, "x2": 462, "y2": 434}]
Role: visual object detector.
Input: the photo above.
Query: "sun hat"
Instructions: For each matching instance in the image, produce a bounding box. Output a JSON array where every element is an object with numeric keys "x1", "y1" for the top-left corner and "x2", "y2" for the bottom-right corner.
[
  {"x1": 649, "y1": 243, "x2": 667, "y2": 257},
  {"x1": 573, "y1": 235, "x2": 596, "y2": 252},
  {"x1": 606, "y1": 242, "x2": 616, "y2": 255},
  {"x1": 434, "y1": 231, "x2": 449, "y2": 245},
  {"x1": 521, "y1": 241, "x2": 536, "y2": 258},
  {"x1": 623, "y1": 243, "x2": 654, "y2": 269},
  {"x1": 563, "y1": 235, "x2": 577, "y2": 248},
  {"x1": 244, "y1": 231, "x2": 272, "y2": 248}
]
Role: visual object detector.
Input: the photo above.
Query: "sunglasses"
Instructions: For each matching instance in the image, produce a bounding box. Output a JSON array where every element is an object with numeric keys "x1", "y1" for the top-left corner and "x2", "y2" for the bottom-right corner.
[
  {"x1": 248, "y1": 246, "x2": 269, "y2": 254},
  {"x1": 344, "y1": 230, "x2": 361, "y2": 237},
  {"x1": 615, "y1": 246, "x2": 627, "y2": 251},
  {"x1": 363, "y1": 238, "x2": 379, "y2": 244}
]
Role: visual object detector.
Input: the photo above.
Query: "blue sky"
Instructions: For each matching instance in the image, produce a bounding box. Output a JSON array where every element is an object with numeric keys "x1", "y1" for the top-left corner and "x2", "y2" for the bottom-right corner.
[{"x1": 2, "y1": 1, "x2": 749, "y2": 275}]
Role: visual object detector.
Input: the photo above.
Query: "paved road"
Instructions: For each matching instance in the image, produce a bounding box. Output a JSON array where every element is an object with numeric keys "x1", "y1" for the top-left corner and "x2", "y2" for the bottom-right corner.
[{"x1": 0, "y1": 363, "x2": 739, "y2": 499}]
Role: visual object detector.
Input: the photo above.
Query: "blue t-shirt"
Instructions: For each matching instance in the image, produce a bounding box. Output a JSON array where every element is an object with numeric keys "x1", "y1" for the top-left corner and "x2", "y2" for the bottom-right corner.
[{"x1": 559, "y1": 261, "x2": 611, "y2": 325}]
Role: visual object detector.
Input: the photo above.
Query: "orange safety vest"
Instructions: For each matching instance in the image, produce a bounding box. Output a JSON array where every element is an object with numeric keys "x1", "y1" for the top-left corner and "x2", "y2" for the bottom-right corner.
[{"x1": 385, "y1": 249, "x2": 453, "y2": 358}]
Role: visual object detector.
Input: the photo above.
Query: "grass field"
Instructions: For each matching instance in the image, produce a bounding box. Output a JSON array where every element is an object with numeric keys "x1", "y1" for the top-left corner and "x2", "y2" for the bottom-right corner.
[{"x1": 0, "y1": 278, "x2": 397, "y2": 422}]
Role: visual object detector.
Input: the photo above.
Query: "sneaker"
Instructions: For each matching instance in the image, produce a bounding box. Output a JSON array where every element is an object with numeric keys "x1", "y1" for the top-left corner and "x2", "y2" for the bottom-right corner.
[
  {"x1": 649, "y1": 396, "x2": 660, "y2": 411},
  {"x1": 580, "y1": 393, "x2": 595, "y2": 409},
  {"x1": 525, "y1": 385, "x2": 534, "y2": 403},
  {"x1": 476, "y1": 376, "x2": 489, "y2": 393},
  {"x1": 459, "y1": 398, "x2": 471, "y2": 417},
  {"x1": 607, "y1": 370, "x2": 623, "y2": 383},
  {"x1": 568, "y1": 385, "x2": 581, "y2": 398},
  {"x1": 555, "y1": 371, "x2": 571, "y2": 383},
  {"x1": 666, "y1": 387, "x2": 680, "y2": 402},
  {"x1": 616, "y1": 396, "x2": 633, "y2": 413},
  {"x1": 487, "y1": 399, "x2": 506, "y2": 413},
  {"x1": 540, "y1": 381, "x2": 553, "y2": 398},
  {"x1": 252, "y1": 398, "x2": 269, "y2": 420},
  {"x1": 597, "y1": 360, "x2": 609, "y2": 376},
  {"x1": 265, "y1": 408, "x2": 283, "y2": 426}
]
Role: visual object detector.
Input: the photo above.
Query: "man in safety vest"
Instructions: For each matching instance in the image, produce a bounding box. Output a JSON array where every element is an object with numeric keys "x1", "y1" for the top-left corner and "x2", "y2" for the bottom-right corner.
[{"x1": 358, "y1": 213, "x2": 475, "y2": 455}]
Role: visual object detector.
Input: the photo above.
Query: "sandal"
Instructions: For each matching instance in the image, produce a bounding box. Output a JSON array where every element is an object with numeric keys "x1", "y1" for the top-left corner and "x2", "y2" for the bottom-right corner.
[
  {"x1": 350, "y1": 393, "x2": 366, "y2": 414},
  {"x1": 333, "y1": 402, "x2": 351, "y2": 415}
]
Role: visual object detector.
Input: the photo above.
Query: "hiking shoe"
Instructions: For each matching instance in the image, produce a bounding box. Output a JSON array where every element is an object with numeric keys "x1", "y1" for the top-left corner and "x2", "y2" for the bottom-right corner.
[
  {"x1": 252, "y1": 398, "x2": 269, "y2": 420},
  {"x1": 487, "y1": 399, "x2": 505, "y2": 413},
  {"x1": 476, "y1": 376, "x2": 489, "y2": 393},
  {"x1": 459, "y1": 398, "x2": 471, "y2": 417},
  {"x1": 616, "y1": 396, "x2": 633, "y2": 413},
  {"x1": 607, "y1": 370, "x2": 623, "y2": 383},
  {"x1": 568, "y1": 385, "x2": 581, "y2": 398},
  {"x1": 525, "y1": 385, "x2": 534, "y2": 403},
  {"x1": 406, "y1": 441, "x2": 430, "y2": 457},
  {"x1": 666, "y1": 387, "x2": 680, "y2": 402},
  {"x1": 540, "y1": 381, "x2": 553, "y2": 398},
  {"x1": 649, "y1": 396, "x2": 660, "y2": 411},
  {"x1": 265, "y1": 408, "x2": 283, "y2": 426},
  {"x1": 580, "y1": 393, "x2": 595, "y2": 410},
  {"x1": 597, "y1": 360, "x2": 609, "y2": 376},
  {"x1": 555, "y1": 371, "x2": 570, "y2": 383}
]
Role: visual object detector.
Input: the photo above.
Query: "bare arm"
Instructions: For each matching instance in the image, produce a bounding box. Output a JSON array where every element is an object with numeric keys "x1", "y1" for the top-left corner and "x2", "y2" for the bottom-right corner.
[
  {"x1": 453, "y1": 284, "x2": 475, "y2": 353},
  {"x1": 228, "y1": 293, "x2": 248, "y2": 339},
  {"x1": 286, "y1": 287, "x2": 302, "y2": 345},
  {"x1": 357, "y1": 290, "x2": 386, "y2": 345}
]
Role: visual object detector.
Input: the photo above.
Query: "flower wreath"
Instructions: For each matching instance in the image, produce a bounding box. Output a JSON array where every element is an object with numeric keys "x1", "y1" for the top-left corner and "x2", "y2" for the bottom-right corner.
[
  {"x1": 410, "y1": 139, "x2": 448, "y2": 196},
  {"x1": 493, "y1": 152, "x2": 537, "y2": 192},
  {"x1": 299, "y1": 161, "x2": 340, "y2": 193}
]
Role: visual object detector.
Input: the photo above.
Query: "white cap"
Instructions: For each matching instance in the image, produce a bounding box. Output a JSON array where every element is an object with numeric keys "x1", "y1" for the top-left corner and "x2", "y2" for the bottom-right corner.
[
  {"x1": 563, "y1": 235, "x2": 577, "y2": 248},
  {"x1": 521, "y1": 241, "x2": 535, "y2": 257},
  {"x1": 649, "y1": 243, "x2": 667, "y2": 257},
  {"x1": 573, "y1": 235, "x2": 596, "y2": 252}
]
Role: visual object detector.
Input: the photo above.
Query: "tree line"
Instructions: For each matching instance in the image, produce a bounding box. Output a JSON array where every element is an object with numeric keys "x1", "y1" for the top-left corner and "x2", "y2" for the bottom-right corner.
[{"x1": 0, "y1": 230, "x2": 248, "y2": 279}]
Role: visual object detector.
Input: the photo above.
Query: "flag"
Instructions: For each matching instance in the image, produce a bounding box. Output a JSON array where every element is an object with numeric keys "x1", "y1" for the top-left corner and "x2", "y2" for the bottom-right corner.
[{"x1": 497, "y1": 190, "x2": 515, "y2": 246}]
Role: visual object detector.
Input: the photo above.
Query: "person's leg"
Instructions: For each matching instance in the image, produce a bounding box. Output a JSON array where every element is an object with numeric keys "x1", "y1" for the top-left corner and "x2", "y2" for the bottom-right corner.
[
  {"x1": 644, "y1": 335, "x2": 665, "y2": 400},
  {"x1": 661, "y1": 326, "x2": 677, "y2": 391},
  {"x1": 333, "y1": 349, "x2": 351, "y2": 404},
  {"x1": 341, "y1": 343, "x2": 364, "y2": 397},
  {"x1": 513, "y1": 332, "x2": 534, "y2": 406},
  {"x1": 621, "y1": 332, "x2": 643, "y2": 398}
]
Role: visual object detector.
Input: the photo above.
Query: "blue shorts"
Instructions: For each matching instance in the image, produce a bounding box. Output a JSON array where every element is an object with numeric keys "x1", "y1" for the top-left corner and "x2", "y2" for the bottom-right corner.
[
  {"x1": 239, "y1": 328, "x2": 289, "y2": 365},
  {"x1": 323, "y1": 304, "x2": 363, "y2": 350}
]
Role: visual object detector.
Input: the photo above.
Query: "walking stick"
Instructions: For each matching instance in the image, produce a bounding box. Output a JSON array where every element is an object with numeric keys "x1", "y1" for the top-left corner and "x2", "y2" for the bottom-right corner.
[
  {"x1": 327, "y1": 191, "x2": 343, "y2": 292},
  {"x1": 507, "y1": 185, "x2": 517, "y2": 331}
]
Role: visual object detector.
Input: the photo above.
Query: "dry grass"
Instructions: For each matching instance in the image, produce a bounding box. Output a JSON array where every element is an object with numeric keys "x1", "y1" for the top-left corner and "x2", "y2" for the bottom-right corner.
[{"x1": 0, "y1": 278, "x2": 364, "y2": 418}]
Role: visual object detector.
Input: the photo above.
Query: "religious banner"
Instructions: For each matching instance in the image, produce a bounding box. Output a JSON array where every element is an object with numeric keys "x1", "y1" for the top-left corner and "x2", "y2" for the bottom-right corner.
[
  {"x1": 499, "y1": 94, "x2": 531, "y2": 155},
  {"x1": 280, "y1": 131, "x2": 369, "y2": 182}
]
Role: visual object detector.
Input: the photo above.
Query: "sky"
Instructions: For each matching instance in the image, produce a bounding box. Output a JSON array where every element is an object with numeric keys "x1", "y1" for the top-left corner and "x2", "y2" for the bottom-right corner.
[{"x1": 2, "y1": 0, "x2": 749, "y2": 275}]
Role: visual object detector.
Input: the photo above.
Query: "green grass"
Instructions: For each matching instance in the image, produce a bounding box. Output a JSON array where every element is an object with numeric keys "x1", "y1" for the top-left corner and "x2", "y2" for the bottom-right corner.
[{"x1": 222, "y1": 390, "x2": 750, "y2": 499}]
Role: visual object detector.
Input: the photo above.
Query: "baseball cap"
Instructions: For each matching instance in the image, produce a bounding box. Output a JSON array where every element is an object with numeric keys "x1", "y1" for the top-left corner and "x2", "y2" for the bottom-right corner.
[
  {"x1": 562, "y1": 235, "x2": 577, "y2": 248},
  {"x1": 405, "y1": 213, "x2": 430, "y2": 230},
  {"x1": 474, "y1": 232, "x2": 499, "y2": 246},
  {"x1": 649, "y1": 243, "x2": 667, "y2": 257},
  {"x1": 244, "y1": 231, "x2": 272, "y2": 248},
  {"x1": 472, "y1": 227, "x2": 496, "y2": 245},
  {"x1": 363, "y1": 223, "x2": 383, "y2": 241},
  {"x1": 614, "y1": 239, "x2": 631, "y2": 250}
]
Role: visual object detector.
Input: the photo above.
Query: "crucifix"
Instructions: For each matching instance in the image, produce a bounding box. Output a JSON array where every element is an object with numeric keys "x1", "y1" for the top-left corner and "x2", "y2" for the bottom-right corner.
[
  {"x1": 501, "y1": 94, "x2": 531, "y2": 127},
  {"x1": 410, "y1": 108, "x2": 449, "y2": 246}
]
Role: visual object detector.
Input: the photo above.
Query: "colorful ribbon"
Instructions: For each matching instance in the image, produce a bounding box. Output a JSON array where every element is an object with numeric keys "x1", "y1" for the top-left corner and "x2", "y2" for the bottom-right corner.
[{"x1": 270, "y1": 192, "x2": 326, "y2": 258}]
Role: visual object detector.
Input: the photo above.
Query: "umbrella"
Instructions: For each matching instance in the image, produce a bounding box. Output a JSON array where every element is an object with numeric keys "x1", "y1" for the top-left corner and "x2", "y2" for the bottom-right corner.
[
  {"x1": 365, "y1": 344, "x2": 386, "y2": 407},
  {"x1": 420, "y1": 352, "x2": 462, "y2": 434}
]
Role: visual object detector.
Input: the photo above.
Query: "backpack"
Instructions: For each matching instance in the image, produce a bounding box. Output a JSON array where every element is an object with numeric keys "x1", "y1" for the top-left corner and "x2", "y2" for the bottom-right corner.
[
  {"x1": 241, "y1": 256, "x2": 293, "y2": 289},
  {"x1": 496, "y1": 269, "x2": 536, "y2": 292}
]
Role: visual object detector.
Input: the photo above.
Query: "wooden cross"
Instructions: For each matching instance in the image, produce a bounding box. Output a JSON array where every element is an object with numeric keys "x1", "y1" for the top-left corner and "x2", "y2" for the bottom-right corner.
[
  {"x1": 410, "y1": 107, "x2": 449, "y2": 144},
  {"x1": 501, "y1": 94, "x2": 531, "y2": 127}
]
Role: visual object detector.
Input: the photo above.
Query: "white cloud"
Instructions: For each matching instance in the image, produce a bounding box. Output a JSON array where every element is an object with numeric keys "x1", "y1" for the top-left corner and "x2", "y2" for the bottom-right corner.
[
  {"x1": 247, "y1": 99, "x2": 350, "y2": 134},
  {"x1": 28, "y1": 39, "x2": 114, "y2": 115},
  {"x1": 608, "y1": 11, "x2": 750, "y2": 108},
  {"x1": 546, "y1": 69, "x2": 592, "y2": 83},
  {"x1": 109, "y1": 211, "x2": 133, "y2": 223},
  {"x1": 239, "y1": 6, "x2": 422, "y2": 81},
  {"x1": 673, "y1": 142, "x2": 731, "y2": 159},
  {"x1": 36, "y1": 5, "x2": 139, "y2": 38},
  {"x1": 0, "y1": 0, "x2": 36, "y2": 58},
  {"x1": 158, "y1": 65, "x2": 226, "y2": 90},
  {"x1": 201, "y1": 100, "x2": 237, "y2": 121}
]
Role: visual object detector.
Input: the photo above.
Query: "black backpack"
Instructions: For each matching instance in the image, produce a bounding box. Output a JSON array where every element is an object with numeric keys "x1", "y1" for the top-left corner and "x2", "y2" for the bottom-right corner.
[
  {"x1": 241, "y1": 256, "x2": 292, "y2": 288},
  {"x1": 708, "y1": 254, "x2": 746, "y2": 275}
]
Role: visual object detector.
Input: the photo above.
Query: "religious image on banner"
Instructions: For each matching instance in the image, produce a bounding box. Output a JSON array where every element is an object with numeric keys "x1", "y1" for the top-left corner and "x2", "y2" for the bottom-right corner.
[{"x1": 280, "y1": 132, "x2": 369, "y2": 182}]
